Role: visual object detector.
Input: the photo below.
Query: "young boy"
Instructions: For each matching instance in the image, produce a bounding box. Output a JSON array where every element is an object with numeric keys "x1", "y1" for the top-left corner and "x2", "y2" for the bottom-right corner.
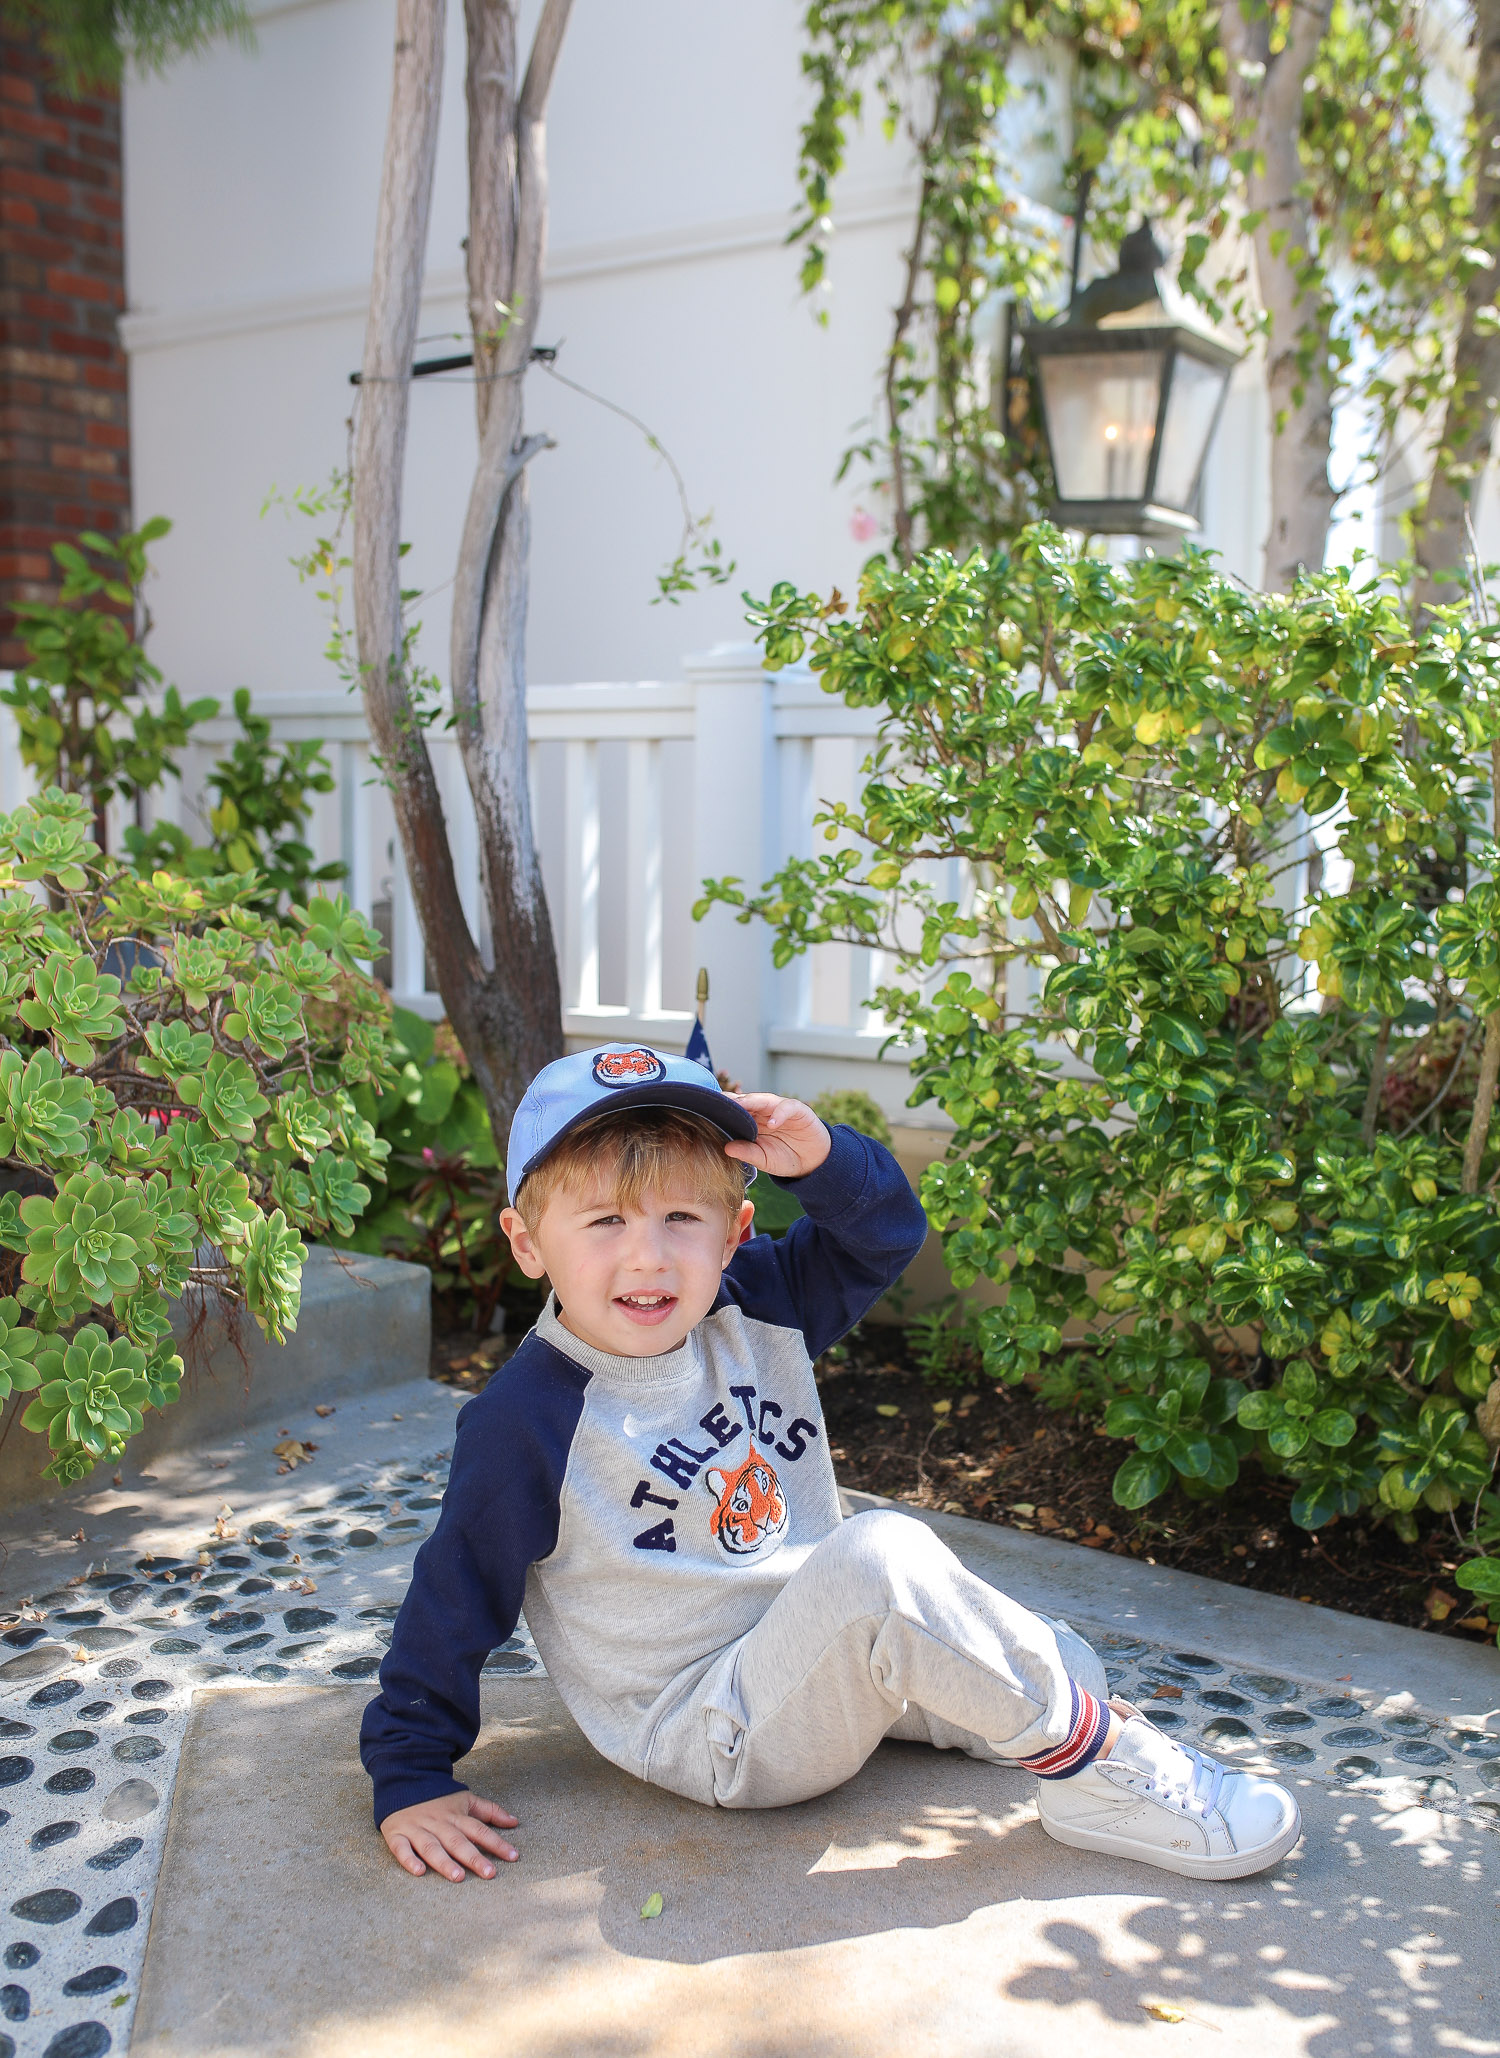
[{"x1": 361, "y1": 1046, "x2": 1300, "y2": 1884}]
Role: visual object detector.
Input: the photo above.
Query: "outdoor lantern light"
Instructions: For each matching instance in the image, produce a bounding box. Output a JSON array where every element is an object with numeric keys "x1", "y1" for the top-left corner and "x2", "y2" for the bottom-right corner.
[{"x1": 1024, "y1": 224, "x2": 1243, "y2": 537}]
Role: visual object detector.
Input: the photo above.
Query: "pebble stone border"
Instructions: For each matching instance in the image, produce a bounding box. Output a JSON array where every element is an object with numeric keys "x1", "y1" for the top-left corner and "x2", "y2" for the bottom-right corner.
[
  {"x1": 0, "y1": 1459, "x2": 1495, "y2": 2058},
  {"x1": 0, "y1": 1445, "x2": 542, "y2": 2058}
]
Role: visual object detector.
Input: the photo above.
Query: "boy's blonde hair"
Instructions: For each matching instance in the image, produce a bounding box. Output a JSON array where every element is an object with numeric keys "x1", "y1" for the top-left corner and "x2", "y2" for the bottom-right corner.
[{"x1": 512, "y1": 1105, "x2": 749, "y2": 1226}]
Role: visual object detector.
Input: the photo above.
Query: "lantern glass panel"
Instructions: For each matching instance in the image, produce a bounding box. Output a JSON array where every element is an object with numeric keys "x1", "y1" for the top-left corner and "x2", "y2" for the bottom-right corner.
[
  {"x1": 1038, "y1": 347, "x2": 1164, "y2": 502},
  {"x1": 1154, "y1": 353, "x2": 1231, "y2": 511}
]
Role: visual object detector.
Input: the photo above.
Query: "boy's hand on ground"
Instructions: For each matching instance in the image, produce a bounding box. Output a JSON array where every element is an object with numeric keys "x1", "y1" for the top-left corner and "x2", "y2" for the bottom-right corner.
[
  {"x1": 380, "y1": 1791, "x2": 519, "y2": 1881},
  {"x1": 724, "y1": 1093, "x2": 831, "y2": 1180}
]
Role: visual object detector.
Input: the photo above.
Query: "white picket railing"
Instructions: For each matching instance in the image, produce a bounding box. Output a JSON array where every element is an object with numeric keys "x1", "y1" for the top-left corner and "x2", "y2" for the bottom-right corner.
[{"x1": 0, "y1": 647, "x2": 931, "y2": 1125}]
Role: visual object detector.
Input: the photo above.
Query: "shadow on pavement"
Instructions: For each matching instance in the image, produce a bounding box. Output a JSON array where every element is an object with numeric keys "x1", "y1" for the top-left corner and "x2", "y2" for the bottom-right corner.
[{"x1": 131, "y1": 1679, "x2": 1497, "y2": 2058}]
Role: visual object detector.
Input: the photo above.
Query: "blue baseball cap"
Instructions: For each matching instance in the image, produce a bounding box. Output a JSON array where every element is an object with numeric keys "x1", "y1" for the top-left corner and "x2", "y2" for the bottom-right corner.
[{"x1": 506, "y1": 1044, "x2": 758, "y2": 1201}]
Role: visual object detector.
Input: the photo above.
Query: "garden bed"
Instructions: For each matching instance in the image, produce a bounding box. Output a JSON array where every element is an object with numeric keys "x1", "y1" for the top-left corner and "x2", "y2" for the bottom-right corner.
[
  {"x1": 815, "y1": 1325, "x2": 1497, "y2": 1647},
  {"x1": 429, "y1": 1314, "x2": 1496, "y2": 1648}
]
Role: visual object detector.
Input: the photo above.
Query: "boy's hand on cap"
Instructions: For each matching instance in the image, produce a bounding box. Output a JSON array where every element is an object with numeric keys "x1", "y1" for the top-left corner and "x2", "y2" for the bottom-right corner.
[
  {"x1": 379, "y1": 1790, "x2": 519, "y2": 1881},
  {"x1": 723, "y1": 1093, "x2": 831, "y2": 1180}
]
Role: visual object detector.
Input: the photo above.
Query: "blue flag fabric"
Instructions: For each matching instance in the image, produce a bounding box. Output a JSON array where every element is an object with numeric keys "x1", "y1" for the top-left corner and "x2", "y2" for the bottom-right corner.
[{"x1": 684, "y1": 1016, "x2": 714, "y2": 1074}]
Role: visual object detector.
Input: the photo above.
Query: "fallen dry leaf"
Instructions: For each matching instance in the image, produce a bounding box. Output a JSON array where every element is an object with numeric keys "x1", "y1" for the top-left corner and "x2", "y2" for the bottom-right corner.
[
  {"x1": 1153, "y1": 1683, "x2": 1183, "y2": 1701},
  {"x1": 1425, "y1": 1587, "x2": 1456, "y2": 1623},
  {"x1": 272, "y1": 1439, "x2": 315, "y2": 1467},
  {"x1": 1457, "y1": 1613, "x2": 1491, "y2": 1633},
  {"x1": 70, "y1": 1530, "x2": 86, "y2": 1544},
  {"x1": 1142, "y1": 2003, "x2": 1185, "y2": 2024},
  {"x1": 314, "y1": 1404, "x2": 336, "y2": 1418}
]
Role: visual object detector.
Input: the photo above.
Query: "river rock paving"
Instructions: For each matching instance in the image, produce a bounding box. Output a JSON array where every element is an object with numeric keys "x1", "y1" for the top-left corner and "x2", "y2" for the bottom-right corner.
[
  {"x1": 0, "y1": 1441, "x2": 542, "y2": 2057},
  {"x1": 0, "y1": 1453, "x2": 1494, "y2": 2056}
]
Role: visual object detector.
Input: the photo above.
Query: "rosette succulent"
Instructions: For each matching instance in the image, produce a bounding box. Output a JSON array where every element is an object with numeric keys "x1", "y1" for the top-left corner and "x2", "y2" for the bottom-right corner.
[
  {"x1": 20, "y1": 1168, "x2": 154, "y2": 1310},
  {"x1": 222, "y1": 976, "x2": 300, "y2": 1060},
  {"x1": 177, "y1": 1053, "x2": 270, "y2": 1144},
  {"x1": 22, "y1": 1325, "x2": 150, "y2": 1469},
  {"x1": 0, "y1": 1048, "x2": 95, "y2": 1164},
  {"x1": 0, "y1": 780, "x2": 397, "y2": 1477},
  {"x1": 18, "y1": 952, "x2": 122, "y2": 1066}
]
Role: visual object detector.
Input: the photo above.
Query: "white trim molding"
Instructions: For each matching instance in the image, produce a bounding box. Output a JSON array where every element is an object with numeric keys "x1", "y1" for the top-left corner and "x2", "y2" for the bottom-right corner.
[{"x1": 118, "y1": 184, "x2": 917, "y2": 359}]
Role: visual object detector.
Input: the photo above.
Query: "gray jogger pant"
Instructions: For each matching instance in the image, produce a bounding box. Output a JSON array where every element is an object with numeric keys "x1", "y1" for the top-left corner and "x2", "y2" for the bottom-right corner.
[{"x1": 671, "y1": 1507, "x2": 1108, "y2": 1810}]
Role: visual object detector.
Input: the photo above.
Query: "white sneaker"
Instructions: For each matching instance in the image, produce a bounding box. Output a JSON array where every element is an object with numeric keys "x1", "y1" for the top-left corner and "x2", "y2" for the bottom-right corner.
[{"x1": 1036, "y1": 1704, "x2": 1302, "y2": 1880}]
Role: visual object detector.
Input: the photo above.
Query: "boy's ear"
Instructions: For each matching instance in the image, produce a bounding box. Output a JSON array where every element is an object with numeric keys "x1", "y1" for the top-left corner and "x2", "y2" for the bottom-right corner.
[
  {"x1": 500, "y1": 1205, "x2": 548, "y2": 1280},
  {"x1": 724, "y1": 1198, "x2": 756, "y2": 1263}
]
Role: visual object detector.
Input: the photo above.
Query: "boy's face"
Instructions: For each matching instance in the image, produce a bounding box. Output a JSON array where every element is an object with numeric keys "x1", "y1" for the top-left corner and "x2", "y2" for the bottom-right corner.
[{"x1": 500, "y1": 1177, "x2": 756, "y2": 1358}]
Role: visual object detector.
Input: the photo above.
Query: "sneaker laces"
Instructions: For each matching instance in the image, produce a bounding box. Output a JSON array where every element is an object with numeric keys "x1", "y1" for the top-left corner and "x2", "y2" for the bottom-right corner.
[
  {"x1": 1143, "y1": 1744, "x2": 1226, "y2": 1820},
  {"x1": 1109, "y1": 1703, "x2": 1226, "y2": 1820}
]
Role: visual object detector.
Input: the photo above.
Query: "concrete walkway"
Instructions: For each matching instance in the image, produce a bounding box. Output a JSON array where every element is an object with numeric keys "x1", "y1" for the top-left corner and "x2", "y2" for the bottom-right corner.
[{"x1": 2, "y1": 1368, "x2": 1497, "y2": 2058}]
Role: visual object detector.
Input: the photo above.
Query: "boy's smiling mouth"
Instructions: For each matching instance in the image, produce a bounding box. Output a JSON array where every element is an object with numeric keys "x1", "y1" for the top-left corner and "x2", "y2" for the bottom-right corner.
[{"x1": 615, "y1": 1291, "x2": 678, "y2": 1324}]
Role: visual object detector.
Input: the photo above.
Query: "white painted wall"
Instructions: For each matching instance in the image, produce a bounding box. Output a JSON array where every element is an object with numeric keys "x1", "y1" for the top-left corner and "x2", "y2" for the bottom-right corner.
[{"x1": 120, "y1": 0, "x2": 1269, "y2": 712}]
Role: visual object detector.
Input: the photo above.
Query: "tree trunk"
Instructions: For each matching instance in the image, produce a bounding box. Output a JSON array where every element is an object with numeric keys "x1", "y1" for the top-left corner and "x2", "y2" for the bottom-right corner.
[
  {"x1": 355, "y1": 0, "x2": 572, "y2": 1176},
  {"x1": 1411, "y1": 0, "x2": 1500, "y2": 615},
  {"x1": 448, "y1": 0, "x2": 571, "y2": 1129},
  {"x1": 1219, "y1": 0, "x2": 1337, "y2": 591},
  {"x1": 353, "y1": 0, "x2": 484, "y2": 1094}
]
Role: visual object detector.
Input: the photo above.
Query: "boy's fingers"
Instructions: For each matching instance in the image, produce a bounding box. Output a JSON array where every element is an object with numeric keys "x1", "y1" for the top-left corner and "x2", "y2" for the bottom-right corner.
[
  {"x1": 468, "y1": 1798, "x2": 519, "y2": 1829},
  {"x1": 465, "y1": 1819, "x2": 519, "y2": 1860},
  {"x1": 412, "y1": 1831, "x2": 467, "y2": 1882},
  {"x1": 385, "y1": 1834, "x2": 426, "y2": 1877},
  {"x1": 442, "y1": 1829, "x2": 498, "y2": 1879}
]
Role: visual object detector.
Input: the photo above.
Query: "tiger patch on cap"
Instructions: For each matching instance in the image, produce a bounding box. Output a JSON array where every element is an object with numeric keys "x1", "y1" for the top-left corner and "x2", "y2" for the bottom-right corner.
[{"x1": 592, "y1": 1047, "x2": 667, "y2": 1086}]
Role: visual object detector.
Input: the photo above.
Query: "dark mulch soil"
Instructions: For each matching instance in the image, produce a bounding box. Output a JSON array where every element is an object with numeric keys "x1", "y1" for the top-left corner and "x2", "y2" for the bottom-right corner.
[
  {"x1": 428, "y1": 1304, "x2": 1496, "y2": 1650},
  {"x1": 816, "y1": 1324, "x2": 1497, "y2": 1648}
]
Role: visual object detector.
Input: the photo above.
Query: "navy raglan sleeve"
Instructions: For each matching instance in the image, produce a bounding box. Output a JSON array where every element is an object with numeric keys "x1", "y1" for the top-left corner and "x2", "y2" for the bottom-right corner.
[
  {"x1": 359, "y1": 1338, "x2": 589, "y2": 1826},
  {"x1": 718, "y1": 1124, "x2": 928, "y2": 1358}
]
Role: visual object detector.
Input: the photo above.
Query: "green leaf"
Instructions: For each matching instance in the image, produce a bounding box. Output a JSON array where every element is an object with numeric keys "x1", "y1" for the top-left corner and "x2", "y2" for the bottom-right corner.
[
  {"x1": 640, "y1": 1891, "x2": 664, "y2": 1920},
  {"x1": 1455, "y1": 1557, "x2": 1500, "y2": 1596},
  {"x1": 1113, "y1": 1450, "x2": 1173, "y2": 1509}
]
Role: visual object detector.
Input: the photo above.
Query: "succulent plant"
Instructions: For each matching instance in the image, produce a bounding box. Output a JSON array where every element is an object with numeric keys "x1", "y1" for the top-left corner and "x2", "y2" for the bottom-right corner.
[
  {"x1": 176, "y1": 1053, "x2": 269, "y2": 1144},
  {"x1": 100, "y1": 1107, "x2": 170, "y2": 1172},
  {"x1": 237, "y1": 1208, "x2": 305, "y2": 1343},
  {"x1": 2, "y1": 789, "x2": 98, "y2": 890},
  {"x1": 170, "y1": 932, "x2": 230, "y2": 1011},
  {"x1": 292, "y1": 892, "x2": 383, "y2": 969},
  {"x1": 0, "y1": 785, "x2": 397, "y2": 1476},
  {"x1": 20, "y1": 1168, "x2": 154, "y2": 1309},
  {"x1": 222, "y1": 976, "x2": 300, "y2": 1060},
  {"x1": 18, "y1": 953, "x2": 122, "y2": 1067},
  {"x1": 0, "y1": 1297, "x2": 41, "y2": 1402},
  {"x1": 192, "y1": 1161, "x2": 256, "y2": 1247},
  {"x1": 22, "y1": 1324, "x2": 150, "y2": 1469},
  {"x1": 265, "y1": 1086, "x2": 333, "y2": 1160},
  {"x1": 274, "y1": 938, "x2": 339, "y2": 1000},
  {"x1": 140, "y1": 1017, "x2": 213, "y2": 1083},
  {"x1": 0, "y1": 1048, "x2": 96, "y2": 1165}
]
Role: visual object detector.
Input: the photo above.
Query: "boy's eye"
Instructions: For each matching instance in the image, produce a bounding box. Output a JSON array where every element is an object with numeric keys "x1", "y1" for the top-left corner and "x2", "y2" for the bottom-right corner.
[
  {"x1": 665, "y1": 1209, "x2": 701, "y2": 1223},
  {"x1": 587, "y1": 1212, "x2": 624, "y2": 1228}
]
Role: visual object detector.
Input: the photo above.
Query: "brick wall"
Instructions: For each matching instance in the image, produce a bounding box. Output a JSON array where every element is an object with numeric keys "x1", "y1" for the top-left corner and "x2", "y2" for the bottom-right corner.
[{"x1": 0, "y1": 28, "x2": 130, "y2": 669}]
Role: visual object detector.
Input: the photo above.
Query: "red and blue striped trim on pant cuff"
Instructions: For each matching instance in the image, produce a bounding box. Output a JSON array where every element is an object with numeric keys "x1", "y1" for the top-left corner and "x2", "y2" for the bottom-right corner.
[{"x1": 1017, "y1": 1682, "x2": 1111, "y2": 1779}]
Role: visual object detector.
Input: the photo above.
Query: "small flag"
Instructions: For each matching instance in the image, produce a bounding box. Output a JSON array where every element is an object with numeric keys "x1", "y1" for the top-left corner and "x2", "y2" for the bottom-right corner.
[{"x1": 685, "y1": 1014, "x2": 713, "y2": 1073}]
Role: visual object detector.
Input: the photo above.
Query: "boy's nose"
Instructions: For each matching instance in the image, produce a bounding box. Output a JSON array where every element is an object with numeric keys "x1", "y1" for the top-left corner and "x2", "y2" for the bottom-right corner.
[{"x1": 619, "y1": 1223, "x2": 671, "y2": 1272}]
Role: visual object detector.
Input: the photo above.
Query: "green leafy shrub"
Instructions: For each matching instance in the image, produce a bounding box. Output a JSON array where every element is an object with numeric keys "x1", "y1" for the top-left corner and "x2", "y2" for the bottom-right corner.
[
  {"x1": 1, "y1": 520, "x2": 215, "y2": 820},
  {"x1": 706, "y1": 526, "x2": 1500, "y2": 1618},
  {"x1": 0, "y1": 789, "x2": 396, "y2": 1480},
  {"x1": 125, "y1": 687, "x2": 346, "y2": 911},
  {"x1": 334, "y1": 1011, "x2": 515, "y2": 1333}
]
